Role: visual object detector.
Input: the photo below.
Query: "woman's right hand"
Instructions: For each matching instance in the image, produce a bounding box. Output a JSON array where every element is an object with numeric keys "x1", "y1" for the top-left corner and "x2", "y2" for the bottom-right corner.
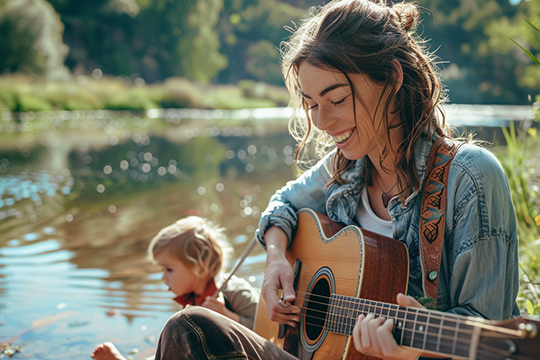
[{"x1": 261, "y1": 226, "x2": 300, "y2": 327}]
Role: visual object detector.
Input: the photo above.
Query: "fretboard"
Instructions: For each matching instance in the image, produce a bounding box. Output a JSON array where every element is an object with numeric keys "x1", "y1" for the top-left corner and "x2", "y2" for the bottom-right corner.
[{"x1": 325, "y1": 294, "x2": 474, "y2": 358}]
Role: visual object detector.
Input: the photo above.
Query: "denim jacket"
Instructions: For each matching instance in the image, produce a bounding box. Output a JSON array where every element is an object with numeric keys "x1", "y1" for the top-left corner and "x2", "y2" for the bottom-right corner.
[{"x1": 257, "y1": 135, "x2": 520, "y2": 320}]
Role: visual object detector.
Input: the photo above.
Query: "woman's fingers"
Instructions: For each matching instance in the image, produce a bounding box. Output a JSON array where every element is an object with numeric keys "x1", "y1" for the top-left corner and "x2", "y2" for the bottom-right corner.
[
  {"x1": 354, "y1": 313, "x2": 385, "y2": 355},
  {"x1": 354, "y1": 315, "x2": 422, "y2": 360},
  {"x1": 367, "y1": 315, "x2": 386, "y2": 353},
  {"x1": 261, "y1": 258, "x2": 299, "y2": 325},
  {"x1": 377, "y1": 318, "x2": 422, "y2": 359}
]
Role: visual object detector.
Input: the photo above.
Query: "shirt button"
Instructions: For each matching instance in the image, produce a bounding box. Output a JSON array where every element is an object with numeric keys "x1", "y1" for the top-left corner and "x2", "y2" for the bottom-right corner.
[{"x1": 428, "y1": 271, "x2": 438, "y2": 281}]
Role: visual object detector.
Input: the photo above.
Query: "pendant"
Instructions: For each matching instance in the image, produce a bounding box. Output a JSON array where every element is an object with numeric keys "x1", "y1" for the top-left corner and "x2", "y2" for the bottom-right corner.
[{"x1": 382, "y1": 192, "x2": 390, "y2": 208}]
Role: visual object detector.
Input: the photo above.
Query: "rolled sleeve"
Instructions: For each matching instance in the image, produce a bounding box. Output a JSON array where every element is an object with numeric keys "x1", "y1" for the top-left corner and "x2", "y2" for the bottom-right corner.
[{"x1": 257, "y1": 152, "x2": 334, "y2": 249}]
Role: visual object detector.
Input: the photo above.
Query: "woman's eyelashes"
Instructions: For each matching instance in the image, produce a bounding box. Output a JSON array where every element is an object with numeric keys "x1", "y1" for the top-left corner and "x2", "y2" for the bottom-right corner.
[
  {"x1": 306, "y1": 95, "x2": 349, "y2": 110},
  {"x1": 330, "y1": 95, "x2": 349, "y2": 106}
]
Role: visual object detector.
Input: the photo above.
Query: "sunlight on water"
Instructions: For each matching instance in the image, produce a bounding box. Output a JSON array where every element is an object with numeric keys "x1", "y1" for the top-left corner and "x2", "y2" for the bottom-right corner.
[{"x1": 0, "y1": 112, "x2": 293, "y2": 359}]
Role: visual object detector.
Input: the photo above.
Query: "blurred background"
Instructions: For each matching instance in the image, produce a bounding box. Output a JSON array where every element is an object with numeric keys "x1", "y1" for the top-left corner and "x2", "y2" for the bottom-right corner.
[{"x1": 0, "y1": 0, "x2": 539, "y2": 359}]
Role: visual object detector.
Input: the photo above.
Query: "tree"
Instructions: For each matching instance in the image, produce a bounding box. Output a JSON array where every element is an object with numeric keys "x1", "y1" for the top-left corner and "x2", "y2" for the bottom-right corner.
[
  {"x1": 217, "y1": 0, "x2": 306, "y2": 85},
  {"x1": 417, "y1": 0, "x2": 535, "y2": 104},
  {"x1": 0, "y1": 0, "x2": 69, "y2": 78}
]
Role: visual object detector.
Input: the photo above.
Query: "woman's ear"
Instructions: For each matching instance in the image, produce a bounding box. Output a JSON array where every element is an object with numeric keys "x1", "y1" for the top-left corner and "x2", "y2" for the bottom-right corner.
[{"x1": 392, "y1": 59, "x2": 404, "y2": 91}]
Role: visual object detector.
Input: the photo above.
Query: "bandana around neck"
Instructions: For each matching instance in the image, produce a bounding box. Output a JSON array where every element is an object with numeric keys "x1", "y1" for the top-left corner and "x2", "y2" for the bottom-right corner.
[{"x1": 173, "y1": 278, "x2": 217, "y2": 307}]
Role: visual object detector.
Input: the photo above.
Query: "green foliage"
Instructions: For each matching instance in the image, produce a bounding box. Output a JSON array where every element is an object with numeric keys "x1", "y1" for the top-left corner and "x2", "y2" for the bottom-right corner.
[
  {"x1": 217, "y1": 0, "x2": 306, "y2": 85},
  {"x1": 493, "y1": 123, "x2": 540, "y2": 315},
  {"x1": 0, "y1": 0, "x2": 69, "y2": 78},
  {"x1": 177, "y1": 0, "x2": 228, "y2": 83},
  {"x1": 417, "y1": 0, "x2": 537, "y2": 104}
]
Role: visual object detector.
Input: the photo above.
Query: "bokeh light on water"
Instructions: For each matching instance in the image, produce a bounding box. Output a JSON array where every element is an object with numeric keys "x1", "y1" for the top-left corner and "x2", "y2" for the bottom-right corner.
[{"x1": 0, "y1": 110, "x2": 295, "y2": 359}]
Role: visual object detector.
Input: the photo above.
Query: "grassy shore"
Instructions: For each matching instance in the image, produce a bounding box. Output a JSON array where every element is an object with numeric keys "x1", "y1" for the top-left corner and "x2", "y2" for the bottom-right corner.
[{"x1": 0, "y1": 74, "x2": 291, "y2": 112}]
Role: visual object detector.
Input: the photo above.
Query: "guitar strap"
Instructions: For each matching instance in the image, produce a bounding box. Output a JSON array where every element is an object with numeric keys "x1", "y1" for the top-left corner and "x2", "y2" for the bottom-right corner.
[{"x1": 419, "y1": 136, "x2": 459, "y2": 305}]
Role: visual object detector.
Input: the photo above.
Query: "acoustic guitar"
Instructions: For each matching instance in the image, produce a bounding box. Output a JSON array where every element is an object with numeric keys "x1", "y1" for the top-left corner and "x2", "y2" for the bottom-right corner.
[{"x1": 253, "y1": 208, "x2": 540, "y2": 360}]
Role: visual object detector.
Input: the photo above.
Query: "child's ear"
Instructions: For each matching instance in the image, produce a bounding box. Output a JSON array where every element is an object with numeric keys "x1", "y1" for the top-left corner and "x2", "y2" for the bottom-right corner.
[{"x1": 194, "y1": 266, "x2": 208, "y2": 278}]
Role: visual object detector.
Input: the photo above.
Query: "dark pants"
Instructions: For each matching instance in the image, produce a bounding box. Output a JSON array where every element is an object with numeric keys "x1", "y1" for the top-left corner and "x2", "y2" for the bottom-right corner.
[{"x1": 154, "y1": 307, "x2": 299, "y2": 360}]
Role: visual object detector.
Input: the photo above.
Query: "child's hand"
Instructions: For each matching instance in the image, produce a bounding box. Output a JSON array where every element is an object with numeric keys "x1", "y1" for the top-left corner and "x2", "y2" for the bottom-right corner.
[
  {"x1": 201, "y1": 293, "x2": 226, "y2": 315},
  {"x1": 201, "y1": 293, "x2": 241, "y2": 323}
]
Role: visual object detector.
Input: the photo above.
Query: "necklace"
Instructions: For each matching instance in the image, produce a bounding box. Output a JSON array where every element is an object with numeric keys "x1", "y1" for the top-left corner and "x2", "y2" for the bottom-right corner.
[{"x1": 374, "y1": 176, "x2": 397, "y2": 208}]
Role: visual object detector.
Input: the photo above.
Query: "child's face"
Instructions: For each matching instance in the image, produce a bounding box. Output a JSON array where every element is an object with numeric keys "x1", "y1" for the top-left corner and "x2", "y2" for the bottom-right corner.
[{"x1": 153, "y1": 251, "x2": 201, "y2": 297}]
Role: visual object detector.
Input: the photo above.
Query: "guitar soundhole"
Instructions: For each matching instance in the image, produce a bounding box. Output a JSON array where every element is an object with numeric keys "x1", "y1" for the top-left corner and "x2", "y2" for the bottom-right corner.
[{"x1": 304, "y1": 276, "x2": 331, "y2": 342}]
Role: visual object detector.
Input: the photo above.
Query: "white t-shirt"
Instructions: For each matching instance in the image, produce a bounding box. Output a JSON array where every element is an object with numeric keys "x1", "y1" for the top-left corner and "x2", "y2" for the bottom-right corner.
[{"x1": 356, "y1": 186, "x2": 393, "y2": 238}]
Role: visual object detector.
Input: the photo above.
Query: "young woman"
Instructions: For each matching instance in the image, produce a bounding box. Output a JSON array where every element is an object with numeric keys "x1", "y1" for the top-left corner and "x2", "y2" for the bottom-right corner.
[{"x1": 153, "y1": 1, "x2": 520, "y2": 359}]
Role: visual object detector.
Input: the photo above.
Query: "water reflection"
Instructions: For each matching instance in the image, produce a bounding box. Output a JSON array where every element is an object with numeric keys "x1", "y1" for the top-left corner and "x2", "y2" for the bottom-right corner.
[{"x1": 0, "y1": 113, "x2": 295, "y2": 358}]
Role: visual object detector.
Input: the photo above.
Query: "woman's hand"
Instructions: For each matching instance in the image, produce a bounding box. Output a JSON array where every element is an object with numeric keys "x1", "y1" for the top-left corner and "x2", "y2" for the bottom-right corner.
[
  {"x1": 261, "y1": 226, "x2": 300, "y2": 327},
  {"x1": 352, "y1": 293, "x2": 424, "y2": 360}
]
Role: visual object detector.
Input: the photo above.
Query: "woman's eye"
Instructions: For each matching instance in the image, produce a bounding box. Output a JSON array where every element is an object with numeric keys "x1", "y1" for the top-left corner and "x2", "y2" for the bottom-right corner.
[
  {"x1": 331, "y1": 96, "x2": 348, "y2": 106},
  {"x1": 308, "y1": 103, "x2": 318, "y2": 110}
]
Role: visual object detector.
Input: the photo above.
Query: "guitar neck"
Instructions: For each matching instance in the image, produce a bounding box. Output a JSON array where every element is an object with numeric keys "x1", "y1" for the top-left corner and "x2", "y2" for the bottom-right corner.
[{"x1": 325, "y1": 295, "x2": 481, "y2": 358}]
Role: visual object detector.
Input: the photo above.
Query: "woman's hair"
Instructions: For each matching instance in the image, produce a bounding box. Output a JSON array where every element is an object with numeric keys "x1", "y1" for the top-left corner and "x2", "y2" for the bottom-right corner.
[
  {"x1": 282, "y1": 0, "x2": 450, "y2": 200},
  {"x1": 147, "y1": 216, "x2": 230, "y2": 278}
]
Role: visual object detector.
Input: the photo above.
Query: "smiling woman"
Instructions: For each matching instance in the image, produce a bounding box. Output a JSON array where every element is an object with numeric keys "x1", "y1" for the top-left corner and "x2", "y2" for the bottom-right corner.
[{"x1": 150, "y1": 1, "x2": 522, "y2": 360}]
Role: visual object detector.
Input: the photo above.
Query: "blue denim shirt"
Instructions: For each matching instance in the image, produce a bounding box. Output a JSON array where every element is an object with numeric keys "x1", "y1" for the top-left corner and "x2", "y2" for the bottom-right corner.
[{"x1": 257, "y1": 135, "x2": 520, "y2": 320}]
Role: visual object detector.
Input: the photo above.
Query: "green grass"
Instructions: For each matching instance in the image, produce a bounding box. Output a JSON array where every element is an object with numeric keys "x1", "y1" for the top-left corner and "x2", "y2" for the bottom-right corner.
[
  {"x1": 493, "y1": 119, "x2": 540, "y2": 315},
  {"x1": 0, "y1": 74, "x2": 291, "y2": 112}
]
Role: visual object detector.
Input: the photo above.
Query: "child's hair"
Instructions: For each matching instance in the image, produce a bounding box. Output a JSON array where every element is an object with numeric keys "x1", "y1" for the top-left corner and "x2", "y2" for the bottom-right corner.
[{"x1": 147, "y1": 216, "x2": 230, "y2": 278}]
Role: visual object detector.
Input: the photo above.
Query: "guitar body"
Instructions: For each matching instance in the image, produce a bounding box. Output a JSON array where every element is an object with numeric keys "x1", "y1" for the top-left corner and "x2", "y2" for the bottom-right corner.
[{"x1": 254, "y1": 208, "x2": 409, "y2": 360}]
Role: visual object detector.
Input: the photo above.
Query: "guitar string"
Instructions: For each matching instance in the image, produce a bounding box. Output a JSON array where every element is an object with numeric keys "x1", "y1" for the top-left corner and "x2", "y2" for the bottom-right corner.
[
  {"x1": 273, "y1": 292, "x2": 510, "y2": 358},
  {"x1": 299, "y1": 311, "x2": 478, "y2": 340},
  {"x1": 290, "y1": 290, "x2": 523, "y2": 337},
  {"x1": 289, "y1": 313, "x2": 508, "y2": 359},
  {"x1": 288, "y1": 317, "x2": 506, "y2": 360},
  {"x1": 284, "y1": 294, "x2": 479, "y2": 349},
  {"x1": 286, "y1": 296, "x2": 522, "y2": 358}
]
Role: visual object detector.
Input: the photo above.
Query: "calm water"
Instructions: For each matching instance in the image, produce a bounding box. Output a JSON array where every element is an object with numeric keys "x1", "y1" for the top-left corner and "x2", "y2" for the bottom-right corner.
[
  {"x1": 0, "y1": 105, "x2": 534, "y2": 359},
  {"x1": 0, "y1": 109, "x2": 296, "y2": 359}
]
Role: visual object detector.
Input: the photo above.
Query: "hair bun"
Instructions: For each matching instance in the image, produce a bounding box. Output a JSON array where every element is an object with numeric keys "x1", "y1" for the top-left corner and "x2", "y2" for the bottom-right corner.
[{"x1": 391, "y1": 2, "x2": 419, "y2": 32}]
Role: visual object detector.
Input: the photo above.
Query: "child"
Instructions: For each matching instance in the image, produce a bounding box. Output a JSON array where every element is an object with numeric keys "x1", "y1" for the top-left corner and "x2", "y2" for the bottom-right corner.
[{"x1": 91, "y1": 216, "x2": 260, "y2": 360}]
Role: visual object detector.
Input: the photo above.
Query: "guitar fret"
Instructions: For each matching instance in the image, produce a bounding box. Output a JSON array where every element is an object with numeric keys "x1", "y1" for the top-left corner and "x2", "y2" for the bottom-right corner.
[
  {"x1": 400, "y1": 308, "x2": 418, "y2": 347},
  {"x1": 395, "y1": 306, "x2": 406, "y2": 346},
  {"x1": 346, "y1": 298, "x2": 354, "y2": 335},
  {"x1": 452, "y1": 318, "x2": 459, "y2": 356},
  {"x1": 412, "y1": 310, "x2": 427, "y2": 349},
  {"x1": 328, "y1": 295, "x2": 337, "y2": 333},
  {"x1": 338, "y1": 296, "x2": 345, "y2": 334},
  {"x1": 422, "y1": 311, "x2": 431, "y2": 351},
  {"x1": 424, "y1": 310, "x2": 441, "y2": 353},
  {"x1": 435, "y1": 314, "x2": 472, "y2": 358},
  {"x1": 455, "y1": 319, "x2": 473, "y2": 358}
]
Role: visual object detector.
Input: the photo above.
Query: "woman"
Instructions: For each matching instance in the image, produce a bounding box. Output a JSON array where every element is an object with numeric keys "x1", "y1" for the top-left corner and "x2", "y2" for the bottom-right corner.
[{"x1": 155, "y1": 1, "x2": 520, "y2": 359}]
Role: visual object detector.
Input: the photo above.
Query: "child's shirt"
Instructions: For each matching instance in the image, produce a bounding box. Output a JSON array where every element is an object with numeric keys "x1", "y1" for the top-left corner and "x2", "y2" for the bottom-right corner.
[{"x1": 173, "y1": 273, "x2": 259, "y2": 330}]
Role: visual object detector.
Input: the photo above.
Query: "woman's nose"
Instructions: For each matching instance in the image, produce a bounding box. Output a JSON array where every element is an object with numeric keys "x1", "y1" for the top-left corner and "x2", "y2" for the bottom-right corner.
[{"x1": 312, "y1": 107, "x2": 334, "y2": 131}]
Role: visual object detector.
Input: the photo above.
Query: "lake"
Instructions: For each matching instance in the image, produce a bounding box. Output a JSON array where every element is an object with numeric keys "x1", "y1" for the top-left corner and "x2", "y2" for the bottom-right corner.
[
  {"x1": 0, "y1": 104, "x2": 534, "y2": 359},
  {"x1": 0, "y1": 108, "x2": 298, "y2": 359}
]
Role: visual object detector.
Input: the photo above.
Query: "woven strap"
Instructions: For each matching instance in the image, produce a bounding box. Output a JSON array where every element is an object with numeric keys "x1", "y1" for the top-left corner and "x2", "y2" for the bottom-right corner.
[{"x1": 419, "y1": 136, "x2": 458, "y2": 304}]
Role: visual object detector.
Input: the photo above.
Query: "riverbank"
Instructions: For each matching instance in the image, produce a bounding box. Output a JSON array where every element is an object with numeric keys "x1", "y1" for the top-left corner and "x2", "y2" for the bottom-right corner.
[{"x1": 0, "y1": 74, "x2": 291, "y2": 113}]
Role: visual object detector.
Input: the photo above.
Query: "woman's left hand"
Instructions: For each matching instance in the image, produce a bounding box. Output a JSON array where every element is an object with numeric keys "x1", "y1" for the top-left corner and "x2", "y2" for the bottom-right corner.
[{"x1": 352, "y1": 293, "x2": 424, "y2": 360}]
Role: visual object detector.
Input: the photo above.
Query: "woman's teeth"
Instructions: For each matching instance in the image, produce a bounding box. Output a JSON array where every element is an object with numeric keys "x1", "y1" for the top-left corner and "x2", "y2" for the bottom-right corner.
[{"x1": 333, "y1": 129, "x2": 353, "y2": 143}]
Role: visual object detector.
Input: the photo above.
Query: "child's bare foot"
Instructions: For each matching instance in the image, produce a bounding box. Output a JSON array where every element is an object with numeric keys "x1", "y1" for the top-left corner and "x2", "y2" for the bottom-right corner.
[{"x1": 91, "y1": 342, "x2": 126, "y2": 360}]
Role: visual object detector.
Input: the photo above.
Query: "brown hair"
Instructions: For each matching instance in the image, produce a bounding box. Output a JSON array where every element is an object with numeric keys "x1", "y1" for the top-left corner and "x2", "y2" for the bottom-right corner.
[
  {"x1": 282, "y1": 0, "x2": 450, "y2": 200},
  {"x1": 147, "y1": 216, "x2": 228, "y2": 278}
]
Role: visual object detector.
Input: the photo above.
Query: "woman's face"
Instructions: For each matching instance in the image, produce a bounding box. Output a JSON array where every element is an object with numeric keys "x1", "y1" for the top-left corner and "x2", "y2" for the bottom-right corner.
[{"x1": 297, "y1": 61, "x2": 390, "y2": 161}]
